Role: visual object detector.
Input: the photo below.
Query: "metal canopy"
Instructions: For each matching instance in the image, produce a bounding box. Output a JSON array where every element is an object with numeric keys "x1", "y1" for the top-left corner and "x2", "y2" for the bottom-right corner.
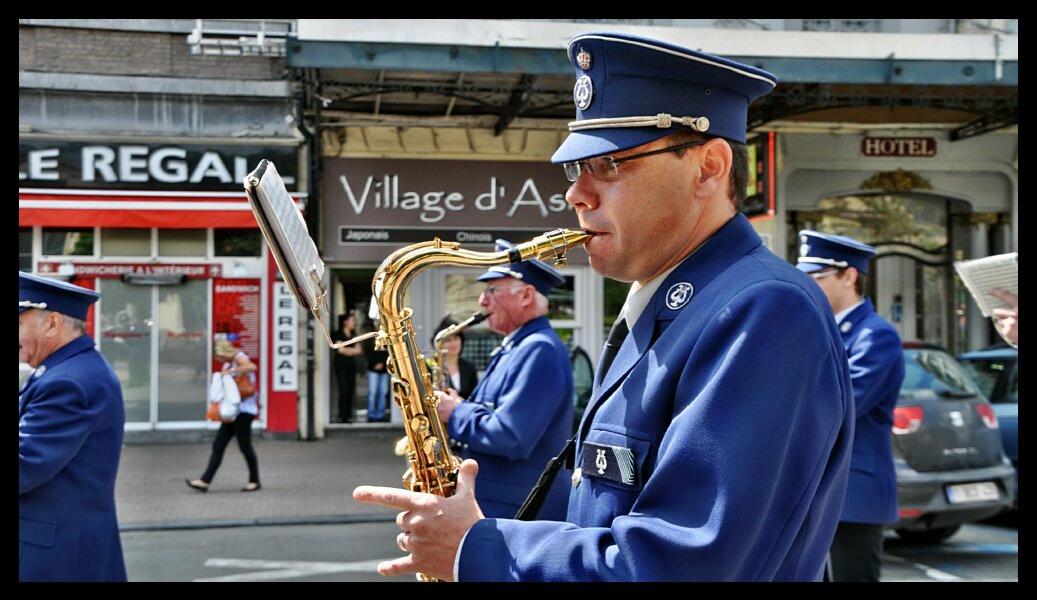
[{"x1": 291, "y1": 39, "x2": 1018, "y2": 140}]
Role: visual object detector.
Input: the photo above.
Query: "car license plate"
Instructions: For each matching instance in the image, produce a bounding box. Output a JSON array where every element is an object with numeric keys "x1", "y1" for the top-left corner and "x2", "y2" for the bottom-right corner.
[{"x1": 945, "y1": 481, "x2": 1000, "y2": 504}]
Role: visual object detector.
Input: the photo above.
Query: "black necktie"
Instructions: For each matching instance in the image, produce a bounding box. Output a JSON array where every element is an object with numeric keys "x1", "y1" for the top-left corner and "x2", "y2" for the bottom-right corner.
[{"x1": 598, "y1": 317, "x2": 629, "y2": 383}]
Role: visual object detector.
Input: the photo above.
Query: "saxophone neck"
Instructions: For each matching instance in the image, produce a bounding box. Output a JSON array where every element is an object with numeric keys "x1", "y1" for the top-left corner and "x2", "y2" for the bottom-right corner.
[{"x1": 374, "y1": 229, "x2": 592, "y2": 319}]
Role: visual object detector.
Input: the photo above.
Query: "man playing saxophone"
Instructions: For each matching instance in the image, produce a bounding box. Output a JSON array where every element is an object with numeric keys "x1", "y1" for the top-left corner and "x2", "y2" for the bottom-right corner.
[
  {"x1": 354, "y1": 31, "x2": 854, "y2": 581},
  {"x1": 434, "y1": 240, "x2": 574, "y2": 520}
]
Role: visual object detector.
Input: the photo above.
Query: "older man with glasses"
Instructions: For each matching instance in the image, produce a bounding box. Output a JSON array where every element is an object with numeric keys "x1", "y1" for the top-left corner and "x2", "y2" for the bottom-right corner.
[
  {"x1": 19, "y1": 272, "x2": 127, "y2": 582},
  {"x1": 355, "y1": 31, "x2": 854, "y2": 581},
  {"x1": 432, "y1": 240, "x2": 575, "y2": 521}
]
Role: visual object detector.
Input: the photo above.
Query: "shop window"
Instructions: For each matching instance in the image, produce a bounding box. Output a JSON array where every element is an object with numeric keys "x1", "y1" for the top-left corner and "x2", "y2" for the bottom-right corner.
[
  {"x1": 101, "y1": 228, "x2": 152, "y2": 257},
  {"x1": 41, "y1": 227, "x2": 94, "y2": 256},
  {"x1": 214, "y1": 228, "x2": 263, "y2": 257},
  {"x1": 602, "y1": 278, "x2": 629, "y2": 337},
  {"x1": 158, "y1": 228, "x2": 207, "y2": 257},
  {"x1": 547, "y1": 276, "x2": 577, "y2": 321},
  {"x1": 20, "y1": 228, "x2": 33, "y2": 272}
]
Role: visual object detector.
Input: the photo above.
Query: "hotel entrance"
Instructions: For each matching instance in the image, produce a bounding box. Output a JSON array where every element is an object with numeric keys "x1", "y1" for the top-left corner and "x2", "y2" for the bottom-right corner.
[{"x1": 788, "y1": 192, "x2": 974, "y2": 351}]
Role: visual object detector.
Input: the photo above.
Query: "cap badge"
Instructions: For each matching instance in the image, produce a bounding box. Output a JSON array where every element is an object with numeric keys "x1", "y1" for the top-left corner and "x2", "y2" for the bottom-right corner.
[
  {"x1": 574, "y1": 75, "x2": 594, "y2": 110},
  {"x1": 666, "y1": 282, "x2": 695, "y2": 310},
  {"x1": 576, "y1": 48, "x2": 592, "y2": 70},
  {"x1": 800, "y1": 243, "x2": 810, "y2": 257}
]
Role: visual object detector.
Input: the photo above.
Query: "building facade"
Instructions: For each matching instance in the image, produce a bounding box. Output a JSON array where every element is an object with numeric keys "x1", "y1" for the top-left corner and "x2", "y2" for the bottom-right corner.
[
  {"x1": 19, "y1": 19, "x2": 308, "y2": 437},
  {"x1": 20, "y1": 19, "x2": 1018, "y2": 439}
]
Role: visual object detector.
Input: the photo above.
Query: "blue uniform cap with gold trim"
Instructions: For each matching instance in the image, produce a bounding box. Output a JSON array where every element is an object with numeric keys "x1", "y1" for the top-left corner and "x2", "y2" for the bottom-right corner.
[
  {"x1": 477, "y1": 239, "x2": 566, "y2": 296},
  {"x1": 19, "y1": 271, "x2": 100, "y2": 320},
  {"x1": 552, "y1": 32, "x2": 778, "y2": 164},
  {"x1": 796, "y1": 230, "x2": 877, "y2": 275}
]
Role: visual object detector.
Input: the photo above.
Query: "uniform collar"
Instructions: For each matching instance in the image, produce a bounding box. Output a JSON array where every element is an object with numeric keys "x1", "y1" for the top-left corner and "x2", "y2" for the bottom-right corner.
[
  {"x1": 500, "y1": 316, "x2": 551, "y2": 352},
  {"x1": 834, "y1": 298, "x2": 866, "y2": 325},
  {"x1": 837, "y1": 298, "x2": 874, "y2": 335},
  {"x1": 36, "y1": 334, "x2": 96, "y2": 375},
  {"x1": 620, "y1": 260, "x2": 682, "y2": 328},
  {"x1": 595, "y1": 213, "x2": 763, "y2": 400}
]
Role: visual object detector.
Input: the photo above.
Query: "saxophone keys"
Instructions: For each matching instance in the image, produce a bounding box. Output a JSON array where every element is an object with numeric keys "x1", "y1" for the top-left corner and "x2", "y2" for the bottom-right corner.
[
  {"x1": 410, "y1": 416, "x2": 430, "y2": 434},
  {"x1": 422, "y1": 436, "x2": 442, "y2": 458}
]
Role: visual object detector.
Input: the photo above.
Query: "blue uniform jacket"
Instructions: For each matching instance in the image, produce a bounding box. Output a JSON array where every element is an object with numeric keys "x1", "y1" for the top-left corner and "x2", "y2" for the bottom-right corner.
[
  {"x1": 838, "y1": 299, "x2": 904, "y2": 524},
  {"x1": 448, "y1": 316, "x2": 574, "y2": 520},
  {"x1": 19, "y1": 335, "x2": 127, "y2": 582},
  {"x1": 457, "y1": 214, "x2": 854, "y2": 581}
]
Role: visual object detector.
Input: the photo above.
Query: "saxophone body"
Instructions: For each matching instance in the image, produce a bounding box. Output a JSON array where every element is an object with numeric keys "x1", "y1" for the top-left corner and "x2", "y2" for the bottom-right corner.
[{"x1": 369, "y1": 228, "x2": 590, "y2": 581}]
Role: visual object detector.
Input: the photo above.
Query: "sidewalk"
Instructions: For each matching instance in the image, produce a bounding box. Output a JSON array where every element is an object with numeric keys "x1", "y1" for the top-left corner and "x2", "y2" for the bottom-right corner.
[{"x1": 116, "y1": 429, "x2": 409, "y2": 531}]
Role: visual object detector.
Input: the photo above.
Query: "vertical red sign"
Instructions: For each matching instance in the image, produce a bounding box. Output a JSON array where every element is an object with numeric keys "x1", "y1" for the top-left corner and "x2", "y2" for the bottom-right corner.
[
  {"x1": 71, "y1": 276, "x2": 96, "y2": 339},
  {"x1": 212, "y1": 278, "x2": 262, "y2": 387}
]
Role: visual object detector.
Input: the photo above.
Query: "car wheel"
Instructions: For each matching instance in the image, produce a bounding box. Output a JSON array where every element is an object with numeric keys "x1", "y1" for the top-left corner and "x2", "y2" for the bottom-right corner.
[{"x1": 894, "y1": 525, "x2": 962, "y2": 544}]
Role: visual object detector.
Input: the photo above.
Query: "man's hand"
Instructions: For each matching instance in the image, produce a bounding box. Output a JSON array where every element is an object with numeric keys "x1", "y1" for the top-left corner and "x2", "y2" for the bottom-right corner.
[
  {"x1": 988, "y1": 288, "x2": 1018, "y2": 346},
  {"x1": 435, "y1": 388, "x2": 463, "y2": 424},
  {"x1": 352, "y1": 459, "x2": 485, "y2": 581}
]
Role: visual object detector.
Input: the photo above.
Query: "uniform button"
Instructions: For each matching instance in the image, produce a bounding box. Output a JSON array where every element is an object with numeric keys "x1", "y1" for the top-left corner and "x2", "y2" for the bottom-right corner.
[{"x1": 572, "y1": 467, "x2": 582, "y2": 488}]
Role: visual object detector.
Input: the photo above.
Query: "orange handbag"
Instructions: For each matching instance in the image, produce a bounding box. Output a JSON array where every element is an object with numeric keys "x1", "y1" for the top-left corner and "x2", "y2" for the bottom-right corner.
[
  {"x1": 205, "y1": 401, "x2": 221, "y2": 422},
  {"x1": 234, "y1": 373, "x2": 255, "y2": 398}
]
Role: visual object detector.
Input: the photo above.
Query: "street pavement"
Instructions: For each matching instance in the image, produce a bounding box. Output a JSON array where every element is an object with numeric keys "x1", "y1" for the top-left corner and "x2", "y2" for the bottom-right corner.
[{"x1": 116, "y1": 428, "x2": 407, "y2": 530}]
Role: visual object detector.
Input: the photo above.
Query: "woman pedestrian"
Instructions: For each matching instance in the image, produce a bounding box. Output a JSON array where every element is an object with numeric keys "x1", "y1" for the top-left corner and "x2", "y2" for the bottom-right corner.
[
  {"x1": 186, "y1": 339, "x2": 261, "y2": 492},
  {"x1": 331, "y1": 312, "x2": 363, "y2": 423}
]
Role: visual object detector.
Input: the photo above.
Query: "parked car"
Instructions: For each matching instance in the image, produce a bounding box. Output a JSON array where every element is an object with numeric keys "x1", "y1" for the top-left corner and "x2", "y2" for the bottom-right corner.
[
  {"x1": 571, "y1": 346, "x2": 594, "y2": 433},
  {"x1": 890, "y1": 342, "x2": 1016, "y2": 543},
  {"x1": 958, "y1": 345, "x2": 1018, "y2": 509}
]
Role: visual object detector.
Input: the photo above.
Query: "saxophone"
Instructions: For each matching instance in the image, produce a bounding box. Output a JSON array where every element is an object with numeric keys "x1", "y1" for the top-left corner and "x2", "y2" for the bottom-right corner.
[
  {"x1": 394, "y1": 310, "x2": 488, "y2": 458},
  {"x1": 370, "y1": 228, "x2": 590, "y2": 582}
]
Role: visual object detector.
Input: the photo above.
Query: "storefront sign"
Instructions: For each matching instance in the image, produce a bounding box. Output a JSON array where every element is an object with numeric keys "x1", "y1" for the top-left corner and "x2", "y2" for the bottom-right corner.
[
  {"x1": 212, "y1": 279, "x2": 262, "y2": 372},
  {"x1": 322, "y1": 158, "x2": 585, "y2": 262},
  {"x1": 19, "y1": 140, "x2": 299, "y2": 191},
  {"x1": 324, "y1": 159, "x2": 577, "y2": 226},
  {"x1": 273, "y1": 282, "x2": 298, "y2": 392},
  {"x1": 861, "y1": 137, "x2": 937, "y2": 157},
  {"x1": 339, "y1": 227, "x2": 547, "y2": 245},
  {"x1": 36, "y1": 262, "x2": 222, "y2": 279},
  {"x1": 743, "y1": 132, "x2": 776, "y2": 218}
]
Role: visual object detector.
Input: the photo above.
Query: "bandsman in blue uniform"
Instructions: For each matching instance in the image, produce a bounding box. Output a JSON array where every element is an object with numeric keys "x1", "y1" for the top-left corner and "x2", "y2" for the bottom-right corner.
[
  {"x1": 798, "y1": 231, "x2": 904, "y2": 581},
  {"x1": 19, "y1": 272, "x2": 127, "y2": 582},
  {"x1": 435, "y1": 242, "x2": 574, "y2": 520},
  {"x1": 356, "y1": 32, "x2": 854, "y2": 581}
]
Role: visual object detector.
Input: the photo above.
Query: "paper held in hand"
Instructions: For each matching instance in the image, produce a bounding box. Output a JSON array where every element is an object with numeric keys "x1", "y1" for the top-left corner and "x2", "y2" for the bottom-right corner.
[{"x1": 952, "y1": 252, "x2": 1017, "y2": 318}]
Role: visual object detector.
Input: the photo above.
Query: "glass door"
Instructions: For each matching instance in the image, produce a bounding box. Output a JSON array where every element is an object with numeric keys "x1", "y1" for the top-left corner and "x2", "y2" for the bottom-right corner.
[
  {"x1": 98, "y1": 280, "x2": 153, "y2": 424},
  {"x1": 98, "y1": 278, "x2": 210, "y2": 426},
  {"x1": 157, "y1": 279, "x2": 209, "y2": 422}
]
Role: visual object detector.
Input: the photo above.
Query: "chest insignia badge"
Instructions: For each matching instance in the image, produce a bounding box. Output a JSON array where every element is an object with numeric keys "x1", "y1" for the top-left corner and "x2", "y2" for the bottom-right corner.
[{"x1": 666, "y1": 282, "x2": 695, "y2": 310}]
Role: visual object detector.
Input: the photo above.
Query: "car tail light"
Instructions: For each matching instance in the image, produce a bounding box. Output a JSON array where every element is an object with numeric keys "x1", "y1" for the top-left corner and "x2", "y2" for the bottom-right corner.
[
  {"x1": 899, "y1": 508, "x2": 923, "y2": 518},
  {"x1": 975, "y1": 404, "x2": 999, "y2": 429},
  {"x1": 893, "y1": 406, "x2": 924, "y2": 435}
]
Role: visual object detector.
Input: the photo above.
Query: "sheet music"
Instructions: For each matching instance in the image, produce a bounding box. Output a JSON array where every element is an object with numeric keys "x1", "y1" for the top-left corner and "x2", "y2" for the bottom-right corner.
[
  {"x1": 953, "y1": 252, "x2": 1017, "y2": 317},
  {"x1": 245, "y1": 160, "x2": 331, "y2": 335}
]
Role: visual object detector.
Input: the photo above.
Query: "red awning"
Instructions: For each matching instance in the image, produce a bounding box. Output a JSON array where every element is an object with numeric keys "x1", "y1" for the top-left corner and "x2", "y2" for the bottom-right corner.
[{"x1": 19, "y1": 189, "x2": 306, "y2": 229}]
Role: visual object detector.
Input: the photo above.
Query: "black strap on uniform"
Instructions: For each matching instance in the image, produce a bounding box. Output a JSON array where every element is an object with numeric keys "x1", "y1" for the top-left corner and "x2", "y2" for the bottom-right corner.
[
  {"x1": 513, "y1": 317, "x2": 635, "y2": 521},
  {"x1": 513, "y1": 434, "x2": 576, "y2": 521}
]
